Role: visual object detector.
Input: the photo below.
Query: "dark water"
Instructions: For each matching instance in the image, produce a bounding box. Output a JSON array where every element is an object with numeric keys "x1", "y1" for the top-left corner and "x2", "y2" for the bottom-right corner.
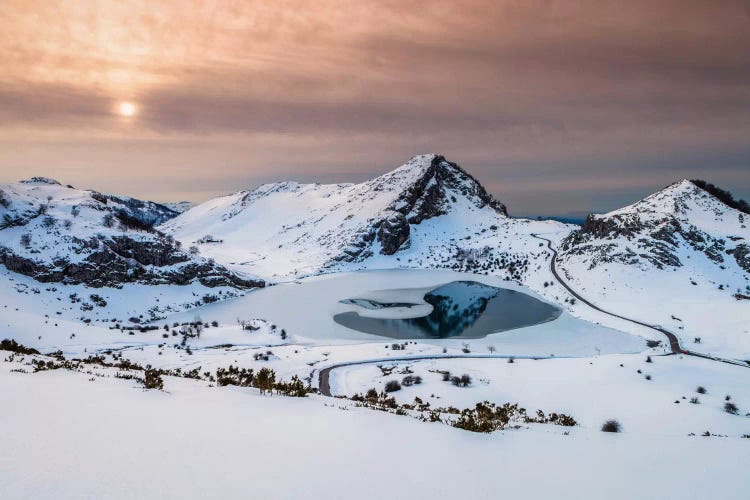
[{"x1": 333, "y1": 281, "x2": 561, "y2": 339}]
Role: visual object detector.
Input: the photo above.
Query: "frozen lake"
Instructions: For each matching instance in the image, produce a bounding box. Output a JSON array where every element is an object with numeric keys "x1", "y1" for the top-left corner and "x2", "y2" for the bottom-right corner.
[
  {"x1": 334, "y1": 281, "x2": 562, "y2": 339},
  {"x1": 164, "y1": 269, "x2": 646, "y2": 356}
]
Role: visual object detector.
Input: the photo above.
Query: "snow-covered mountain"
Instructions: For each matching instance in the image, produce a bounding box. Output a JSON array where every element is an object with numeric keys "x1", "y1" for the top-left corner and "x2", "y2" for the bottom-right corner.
[
  {"x1": 558, "y1": 179, "x2": 750, "y2": 359},
  {"x1": 0, "y1": 177, "x2": 261, "y2": 289},
  {"x1": 161, "y1": 154, "x2": 568, "y2": 280},
  {"x1": 560, "y1": 179, "x2": 749, "y2": 274}
]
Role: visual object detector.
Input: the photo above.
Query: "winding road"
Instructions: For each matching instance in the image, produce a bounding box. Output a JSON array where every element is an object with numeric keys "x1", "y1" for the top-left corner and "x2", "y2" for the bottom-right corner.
[
  {"x1": 318, "y1": 354, "x2": 551, "y2": 397},
  {"x1": 531, "y1": 234, "x2": 747, "y2": 368},
  {"x1": 317, "y1": 235, "x2": 746, "y2": 396}
]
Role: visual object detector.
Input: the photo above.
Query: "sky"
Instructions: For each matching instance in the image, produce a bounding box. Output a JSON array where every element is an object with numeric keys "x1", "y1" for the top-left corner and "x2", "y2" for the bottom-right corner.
[{"x1": 1, "y1": 0, "x2": 749, "y2": 216}]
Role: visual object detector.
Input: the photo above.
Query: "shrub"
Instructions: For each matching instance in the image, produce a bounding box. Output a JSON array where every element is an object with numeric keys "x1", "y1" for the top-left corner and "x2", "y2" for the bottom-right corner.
[
  {"x1": 255, "y1": 367, "x2": 276, "y2": 395},
  {"x1": 384, "y1": 380, "x2": 402, "y2": 392},
  {"x1": 690, "y1": 397, "x2": 700, "y2": 404},
  {"x1": 0, "y1": 339, "x2": 40, "y2": 355},
  {"x1": 645, "y1": 356, "x2": 652, "y2": 363},
  {"x1": 365, "y1": 388, "x2": 379, "y2": 400},
  {"x1": 696, "y1": 386, "x2": 707, "y2": 394},
  {"x1": 451, "y1": 374, "x2": 472, "y2": 387},
  {"x1": 724, "y1": 402, "x2": 739, "y2": 415},
  {"x1": 143, "y1": 367, "x2": 164, "y2": 390},
  {"x1": 601, "y1": 420, "x2": 622, "y2": 433}
]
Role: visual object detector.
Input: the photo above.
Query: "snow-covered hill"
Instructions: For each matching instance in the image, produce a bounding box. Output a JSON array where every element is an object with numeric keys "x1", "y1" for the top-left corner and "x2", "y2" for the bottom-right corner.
[
  {"x1": 0, "y1": 177, "x2": 261, "y2": 289},
  {"x1": 558, "y1": 180, "x2": 750, "y2": 359},
  {"x1": 162, "y1": 154, "x2": 570, "y2": 280}
]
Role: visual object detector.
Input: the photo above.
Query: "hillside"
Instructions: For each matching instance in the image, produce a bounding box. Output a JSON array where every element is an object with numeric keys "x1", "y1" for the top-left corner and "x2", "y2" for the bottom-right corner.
[
  {"x1": 558, "y1": 180, "x2": 750, "y2": 359},
  {"x1": 161, "y1": 154, "x2": 570, "y2": 281}
]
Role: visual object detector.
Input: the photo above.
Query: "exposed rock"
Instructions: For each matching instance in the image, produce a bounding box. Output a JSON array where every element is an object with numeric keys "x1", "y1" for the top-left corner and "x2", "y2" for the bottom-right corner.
[
  {"x1": 732, "y1": 244, "x2": 750, "y2": 273},
  {"x1": 377, "y1": 212, "x2": 410, "y2": 255}
]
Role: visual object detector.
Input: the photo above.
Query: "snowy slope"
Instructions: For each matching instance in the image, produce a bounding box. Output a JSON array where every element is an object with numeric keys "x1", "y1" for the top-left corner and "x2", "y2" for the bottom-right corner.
[
  {"x1": 161, "y1": 154, "x2": 571, "y2": 281},
  {"x1": 558, "y1": 180, "x2": 750, "y2": 359},
  {"x1": 0, "y1": 177, "x2": 260, "y2": 289},
  {"x1": 0, "y1": 178, "x2": 264, "y2": 327}
]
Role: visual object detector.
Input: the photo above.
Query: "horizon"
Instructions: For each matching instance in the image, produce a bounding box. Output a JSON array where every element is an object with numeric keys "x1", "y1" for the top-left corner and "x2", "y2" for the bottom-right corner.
[{"x1": 2, "y1": 1, "x2": 749, "y2": 215}]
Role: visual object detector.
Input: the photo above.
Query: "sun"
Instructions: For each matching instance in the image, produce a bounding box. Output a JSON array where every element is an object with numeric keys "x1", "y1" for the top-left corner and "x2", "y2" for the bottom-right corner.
[{"x1": 118, "y1": 101, "x2": 137, "y2": 117}]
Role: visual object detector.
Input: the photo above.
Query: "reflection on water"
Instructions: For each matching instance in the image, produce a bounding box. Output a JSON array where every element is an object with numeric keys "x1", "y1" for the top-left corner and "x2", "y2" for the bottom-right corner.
[{"x1": 333, "y1": 281, "x2": 561, "y2": 339}]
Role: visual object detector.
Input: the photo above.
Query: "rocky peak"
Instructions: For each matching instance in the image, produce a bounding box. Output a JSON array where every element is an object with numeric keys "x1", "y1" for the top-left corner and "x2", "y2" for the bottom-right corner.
[
  {"x1": 367, "y1": 154, "x2": 506, "y2": 256},
  {"x1": 377, "y1": 154, "x2": 507, "y2": 223},
  {"x1": 561, "y1": 178, "x2": 750, "y2": 272}
]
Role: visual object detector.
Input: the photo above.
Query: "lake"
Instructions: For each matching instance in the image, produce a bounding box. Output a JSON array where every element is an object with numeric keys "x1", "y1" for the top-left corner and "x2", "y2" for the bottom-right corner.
[{"x1": 333, "y1": 280, "x2": 562, "y2": 339}]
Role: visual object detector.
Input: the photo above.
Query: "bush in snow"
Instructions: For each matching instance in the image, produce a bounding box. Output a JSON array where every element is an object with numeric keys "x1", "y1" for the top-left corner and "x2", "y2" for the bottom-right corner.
[
  {"x1": 255, "y1": 367, "x2": 276, "y2": 395},
  {"x1": 601, "y1": 420, "x2": 622, "y2": 433},
  {"x1": 0, "y1": 339, "x2": 40, "y2": 355},
  {"x1": 143, "y1": 367, "x2": 164, "y2": 390},
  {"x1": 385, "y1": 380, "x2": 402, "y2": 392},
  {"x1": 724, "y1": 402, "x2": 739, "y2": 415},
  {"x1": 696, "y1": 386, "x2": 707, "y2": 394},
  {"x1": 451, "y1": 374, "x2": 472, "y2": 387},
  {"x1": 690, "y1": 397, "x2": 700, "y2": 404},
  {"x1": 402, "y1": 375, "x2": 422, "y2": 386}
]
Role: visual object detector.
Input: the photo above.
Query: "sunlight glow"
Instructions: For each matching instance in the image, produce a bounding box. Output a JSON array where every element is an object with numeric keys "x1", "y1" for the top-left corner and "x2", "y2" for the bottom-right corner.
[{"x1": 118, "y1": 101, "x2": 137, "y2": 117}]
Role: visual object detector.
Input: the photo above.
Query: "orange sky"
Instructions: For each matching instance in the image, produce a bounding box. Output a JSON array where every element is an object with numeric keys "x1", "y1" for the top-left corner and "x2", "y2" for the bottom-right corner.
[{"x1": 1, "y1": 0, "x2": 749, "y2": 214}]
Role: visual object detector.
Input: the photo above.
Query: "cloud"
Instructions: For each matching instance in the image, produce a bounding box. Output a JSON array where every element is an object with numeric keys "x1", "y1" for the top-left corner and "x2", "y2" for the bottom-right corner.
[{"x1": 0, "y1": 0, "x2": 748, "y2": 214}]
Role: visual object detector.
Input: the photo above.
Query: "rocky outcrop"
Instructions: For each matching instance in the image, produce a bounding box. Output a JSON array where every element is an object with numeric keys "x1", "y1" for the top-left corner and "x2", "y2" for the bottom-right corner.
[
  {"x1": 338, "y1": 155, "x2": 507, "y2": 259},
  {"x1": 377, "y1": 212, "x2": 410, "y2": 255},
  {"x1": 0, "y1": 237, "x2": 262, "y2": 289},
  {"x1": 731, "y1": 244, "x2": 750, "y2": 273},
  {"x1": 390, "y1": 155, "x2": 506, "y2": 224}
]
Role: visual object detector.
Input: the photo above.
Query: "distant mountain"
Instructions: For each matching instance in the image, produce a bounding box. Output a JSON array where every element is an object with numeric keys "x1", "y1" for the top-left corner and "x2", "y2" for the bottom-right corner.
[
  {"x1": 0, "y1": 178, "x2": 262, "y2": 289},
  {"x1": 560, "y1": 179, "x2": 749, "y2": 273},
  {"x1": 161, "y1": 154, "x2": 566, "y2": 280}
]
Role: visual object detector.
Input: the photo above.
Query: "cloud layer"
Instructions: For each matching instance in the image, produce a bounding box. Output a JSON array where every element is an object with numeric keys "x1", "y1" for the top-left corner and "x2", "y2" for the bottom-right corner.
[{"x1": 1, "y1": 0, "x2": 748, "y2": 214}]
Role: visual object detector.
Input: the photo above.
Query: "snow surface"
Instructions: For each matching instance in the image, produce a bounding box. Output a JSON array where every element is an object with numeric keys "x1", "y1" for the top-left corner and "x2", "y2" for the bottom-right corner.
[
  {"x1": 1, "y1": 161, "x2": 749, "y2": 500},
  {"x1": 2, "y1": 353, "x2": 749, "y2": 500}
]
